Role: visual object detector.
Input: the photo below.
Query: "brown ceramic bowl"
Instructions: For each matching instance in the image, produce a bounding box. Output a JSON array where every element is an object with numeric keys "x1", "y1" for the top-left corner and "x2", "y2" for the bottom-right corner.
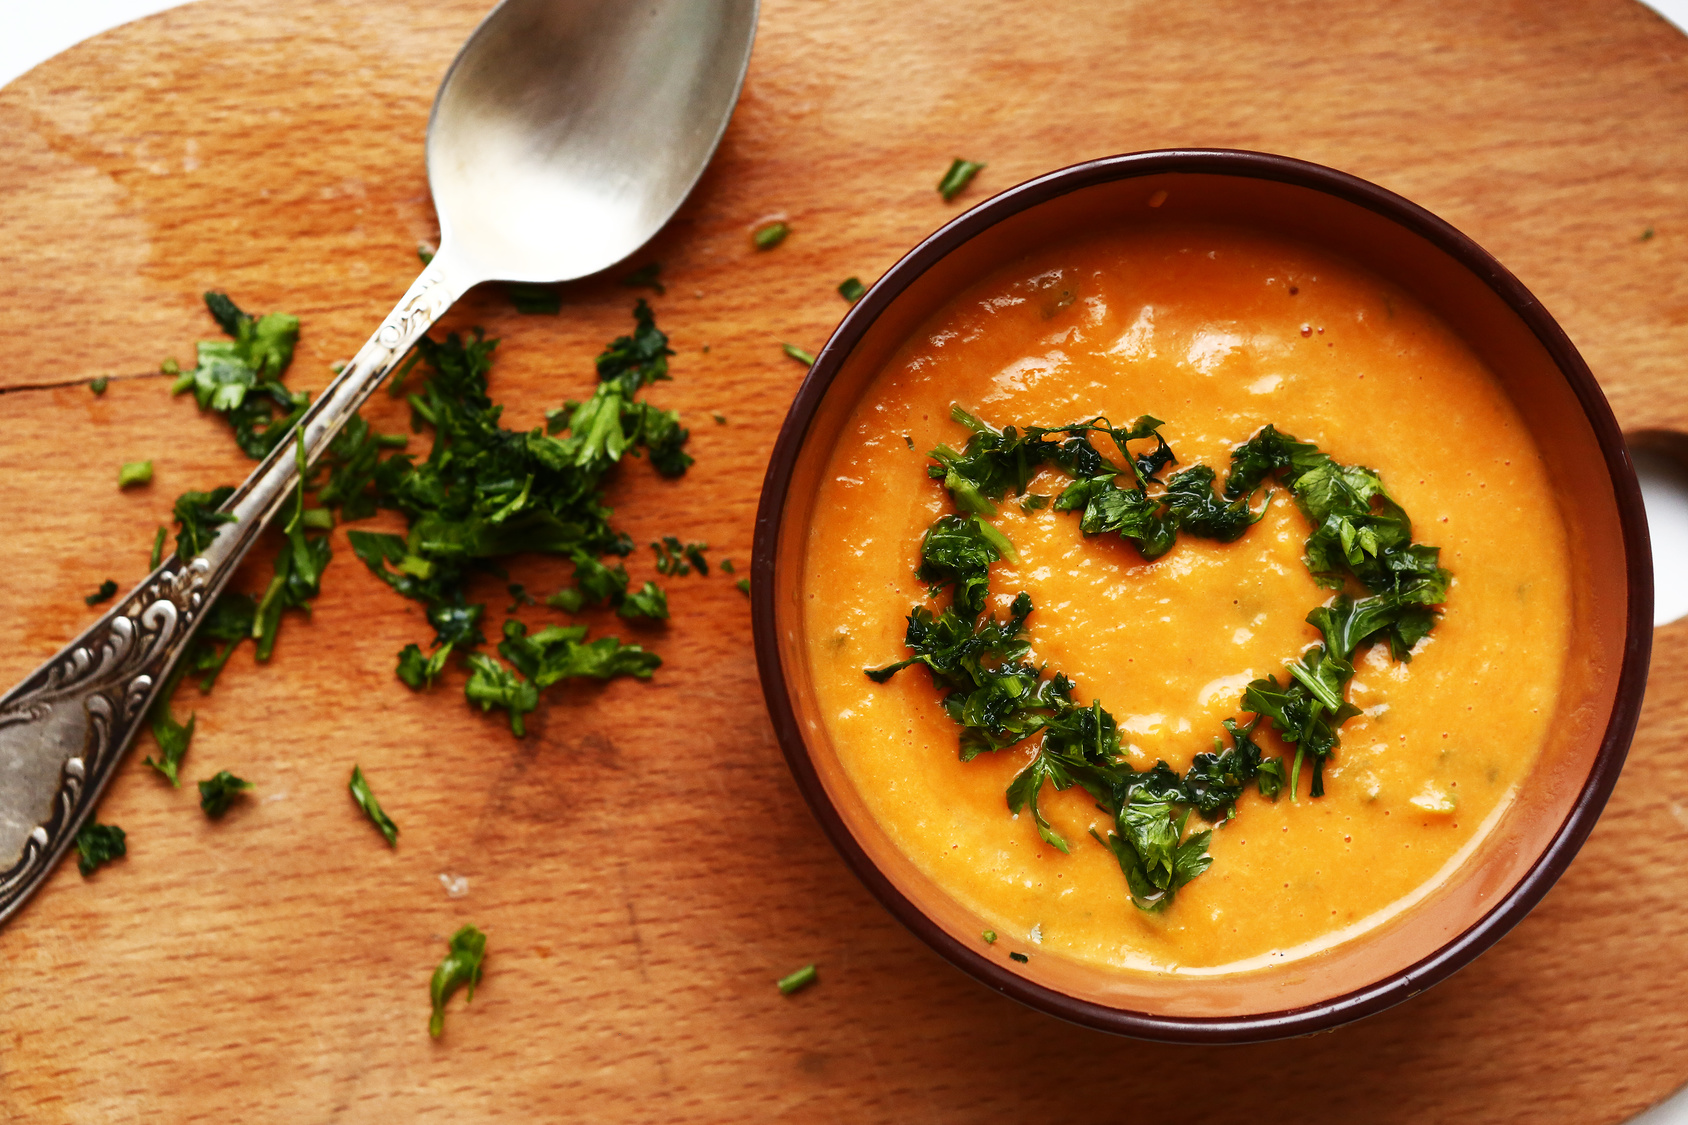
[{"x1": 750, "y1": 150, "x2": 1651, "y2": 1043}]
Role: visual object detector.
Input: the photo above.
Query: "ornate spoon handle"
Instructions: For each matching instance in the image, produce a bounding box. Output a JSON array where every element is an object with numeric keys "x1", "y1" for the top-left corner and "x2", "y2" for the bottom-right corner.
[{"x1": 0, "y1": 254, "x2": 471, "y2": 924}]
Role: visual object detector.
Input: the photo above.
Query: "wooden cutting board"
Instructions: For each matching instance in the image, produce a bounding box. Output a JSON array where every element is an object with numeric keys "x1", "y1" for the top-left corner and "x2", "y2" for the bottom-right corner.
[{"x1": 2, "y1": 0, "x2": 1687, "y2": 1120}]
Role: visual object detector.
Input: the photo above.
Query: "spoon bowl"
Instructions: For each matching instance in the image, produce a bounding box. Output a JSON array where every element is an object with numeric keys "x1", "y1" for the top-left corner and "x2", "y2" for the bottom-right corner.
[{"x1": 429, "y1": 0, "x2": 759, "y2": 283}]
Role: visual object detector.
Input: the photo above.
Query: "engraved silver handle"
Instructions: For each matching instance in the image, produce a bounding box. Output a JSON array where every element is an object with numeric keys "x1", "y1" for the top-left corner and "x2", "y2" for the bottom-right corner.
[{"x1": 0, "y1": 252, "x2": 472, "y2": 924}]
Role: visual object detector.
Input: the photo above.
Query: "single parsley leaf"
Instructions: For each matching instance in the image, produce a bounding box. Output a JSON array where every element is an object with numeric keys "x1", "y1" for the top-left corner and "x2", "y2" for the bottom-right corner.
[
  {"x1": 838, "y1": 277, "x2": 866, "y2": 304},
  {"x1": 85, "y1": 580, "x2": 118, "y2": 606},
  {"x1": 782, "y1": 343, "x2": 815, "y2": 366},
  {"x1": 118, "y1": 461, "x2": 153, "y2": 489},
  {"x1": 144, "y1": 664, "x2": 195, "y2": 786},
  {"x1": 753, "y1": 221, "x2": 789, "y2": 250},
  {"x1": 507, "y1": 283, "x2": 561, "y2": 315},
  {"x1": 198, "y1": 769, "x2": 253, "y2": 818},
  {"x1": 497, "y1": 619, "x2": 660, "y2": 688},
  {"x1": 938, "y1": 158, "x2": 986, "y2": 201},
  {"x1": 172, "y1": 486, "x2": 237, "y2": 560},
  {"x1": 75, "y1": 821, "x2": 126, "y2": 876},
  {"x1": 776, "y1": 964, "x2": 817, "y2": 995},
  {"x1": 186, "y1": 592, "x2": 257, "y2": 692},
  {"x1": 149, "y1": 525, "x2": 167, "y2": 569},
  {"x1": 90, "y1": 377, "x2": 109, "y2": 395},
  {"x1": 175, "y1": 293, "x2": 305, "y2": 460},
  {"x1": 430, "y1": 924, "x2": 487, "y2": 1038},
  {"x1": 464, "y1": 653, "x2": 540, "y2": 736},
  {"x1": 621, "y1": 261, "x2": 665, "y2": 294},
  {"x1": 348, "y1": 765, "x2": 399, "y2": 847}
]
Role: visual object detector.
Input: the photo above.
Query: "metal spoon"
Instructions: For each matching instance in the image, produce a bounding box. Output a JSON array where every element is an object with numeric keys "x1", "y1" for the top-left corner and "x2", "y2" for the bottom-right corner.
[{"x1": 0, "y1": 0, "x2": 759, "y2": 924}]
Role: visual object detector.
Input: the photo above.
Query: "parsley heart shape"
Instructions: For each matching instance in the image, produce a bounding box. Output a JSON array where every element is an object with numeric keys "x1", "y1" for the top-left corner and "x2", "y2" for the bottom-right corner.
[{"x1": 866, "y1": 405, "x2": 1450, "y2": 913}]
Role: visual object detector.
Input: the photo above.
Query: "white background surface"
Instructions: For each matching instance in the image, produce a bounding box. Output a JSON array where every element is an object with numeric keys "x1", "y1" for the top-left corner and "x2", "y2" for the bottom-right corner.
[{"x1": 3, "y1": 0, "x2": 1687, "y2": 1118}]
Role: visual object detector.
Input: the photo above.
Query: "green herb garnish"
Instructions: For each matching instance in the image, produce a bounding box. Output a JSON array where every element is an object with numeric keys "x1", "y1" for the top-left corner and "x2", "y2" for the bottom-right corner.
[
  {"x1": 938, "y1": 159, "x2": 985, "y2": 201},
  {"x1": 621, "y1": 261, "x2": 665, "y2": 294},
  {"x1": 430, "y1": 924, "x2": 487, "y2": 1037},
  {"x1": 198, "y1": 769, "x2": 253, "y2": 818},
  {"x1": 90, "y1": 377, "x2": 109, "y2": 395},
  {"x1": 418, "y1": 243, "x2": 436, "y2": 265},
  {"x1": 171, "y1": 487, "x2": 237, "y2": 560},
  {"x1": 118, "y1": 461, "x2": 153, "y2": 489},
  {"x1": 185, "y1": 592, "x2": 258, "y2": 692},
  {"x1": 1008, "y1": 951, "x2": 1028, "y2": 964},
  {"x1": 735, "y1": 578, "x2": 749, "y2": 595},
  {"x1": 867, "y1": 406, "x2": 1449, "y2": 911},
  {"x1": 348, "y1": 765, "x2": 399, "y2": 847},
  {"x1": 651, "y1": 537, "x2": 709, "y2": 576},
  {"x1": 144, "y1": 662, "x2": 195, "y2": 785},
  {"x1": 335, "y1": 301, "x2": 689, "y2": 733},
  {"x1": 982, "y1": 930, "x2": 997, "y2": 943},
  {"x1": 838, "y1": 277, "x2": 866, "y2": 303},
  {"x1": 776, "y1": 963, "x2": 817, "y2": 995},
  {"x1": 507, "y1": 283, "x2": 561, "y2": 315},
  {"x1": 782, "y1": 343, "x2": 815, "y2": 366},
  {"x1": 149, "y1": 525, "x2": 167, "y2": 568},
  {"x1": 753, "y1": 221, "x2": 789, "y2": 250},
  {"x1": 84, "y1": 580, "x2": 117, "y2": 606},
  {"x1": 464, "y1": 653, "x2": 540, "y2": 736},
  {"x1": 75, "y1": 822, "x2": 126, "y2": 876},
  {"x1": 172, "y1": 292, "x2": 304, "y2": 460}
]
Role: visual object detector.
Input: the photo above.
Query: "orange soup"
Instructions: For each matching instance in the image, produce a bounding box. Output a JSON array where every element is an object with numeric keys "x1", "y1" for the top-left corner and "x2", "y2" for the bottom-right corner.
[{"x1": 800, "y1": 222, "x2": 1572, "y2": 973}]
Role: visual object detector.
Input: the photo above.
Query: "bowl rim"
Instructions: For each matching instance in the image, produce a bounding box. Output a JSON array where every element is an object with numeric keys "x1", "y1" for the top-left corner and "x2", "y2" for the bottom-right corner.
[{"x1": 749, "y1": 148, "x2": 1653, "y2": 1043}]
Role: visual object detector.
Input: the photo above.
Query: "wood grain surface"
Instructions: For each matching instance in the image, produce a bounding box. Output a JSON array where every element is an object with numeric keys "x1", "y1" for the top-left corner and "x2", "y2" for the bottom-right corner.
[{"x1": 1, "y1": 0, "x2": 1687, "y2": 1120}]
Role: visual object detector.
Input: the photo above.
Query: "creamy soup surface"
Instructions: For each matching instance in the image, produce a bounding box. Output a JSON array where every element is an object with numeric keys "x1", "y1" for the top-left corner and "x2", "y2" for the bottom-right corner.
[{"x1": 800, "y1": 222, "x2": 1572, "y2": 973}]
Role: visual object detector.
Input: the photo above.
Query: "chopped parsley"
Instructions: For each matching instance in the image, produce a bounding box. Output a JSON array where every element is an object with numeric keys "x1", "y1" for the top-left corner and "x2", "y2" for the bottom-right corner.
[
  {"x1": 866, "y1": 405, "x2": 1449, "y2": 911},
  {"x1": 1008, "y1": 951, "x2": 1029, "y2": 964},
  {"x1": 776, "y1": 963, "x2": 817, "y2": 995},
  {"x1": 198, "y1": 769, "x2": 252, "y2": 818},
  {"x1": 464, "y1": 653, "x2": 540, "y2": 736},
  {"x1": 938, "y1": 158, "x2": 986, "y2": 202},
  {"x1": 332, "y1": 300, "x2": 690, "y2": 735},
  {"x1": 753, "y1": 221, "x2": 789, "y2": 250},
  {"x1": 621, "y1": 261, "x2": 664, "y2": 294},
  {"x1": 348, "y1": 765, "x2": 399, "y2": 847},
  {"x1": 90, "y1": 377, "x2": 109, "y2": 395},
  {"x1": 430, "y1": 924, "x2": 487, "y2": 1037},
  {"x1": 149, "y1": 525, "x2": 167, "y2": 568},
  {"x1": 75, "y1": 821, "x2": 126, "y2": 876},
  {"x1": 144, "y1": 667, "x2": 195, "y2": 785},
  {"x1": 735, "y1": 578, "x2": 749, "y2": 595},
  {"x1": 84, "y1": 580, "x2": 117, "y2": 607},
  {"x1": 171, "y1": 487, "x2": 237, "y2": 560},
  {"x1": 506, "y1": 283, "x2": 561, "y2": 315},
  {"x1": 838, "y1": 277, "x2": 866, "y2": 303},
  {"x1": 118, "y1": 461, "x2": 153, "y2": 489},
  {"x1": 982, "y1": 930, "x2": 997, "y2": 943},
  {"x1": 782, "y1": 343, "x2": 815, "y2": 366},
  {"x1": 652, "y1": 537, "x2": 709, "y2": 576},
  {"x1": 171, "y1": 292, "x2": 304, "y2": 460}
]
